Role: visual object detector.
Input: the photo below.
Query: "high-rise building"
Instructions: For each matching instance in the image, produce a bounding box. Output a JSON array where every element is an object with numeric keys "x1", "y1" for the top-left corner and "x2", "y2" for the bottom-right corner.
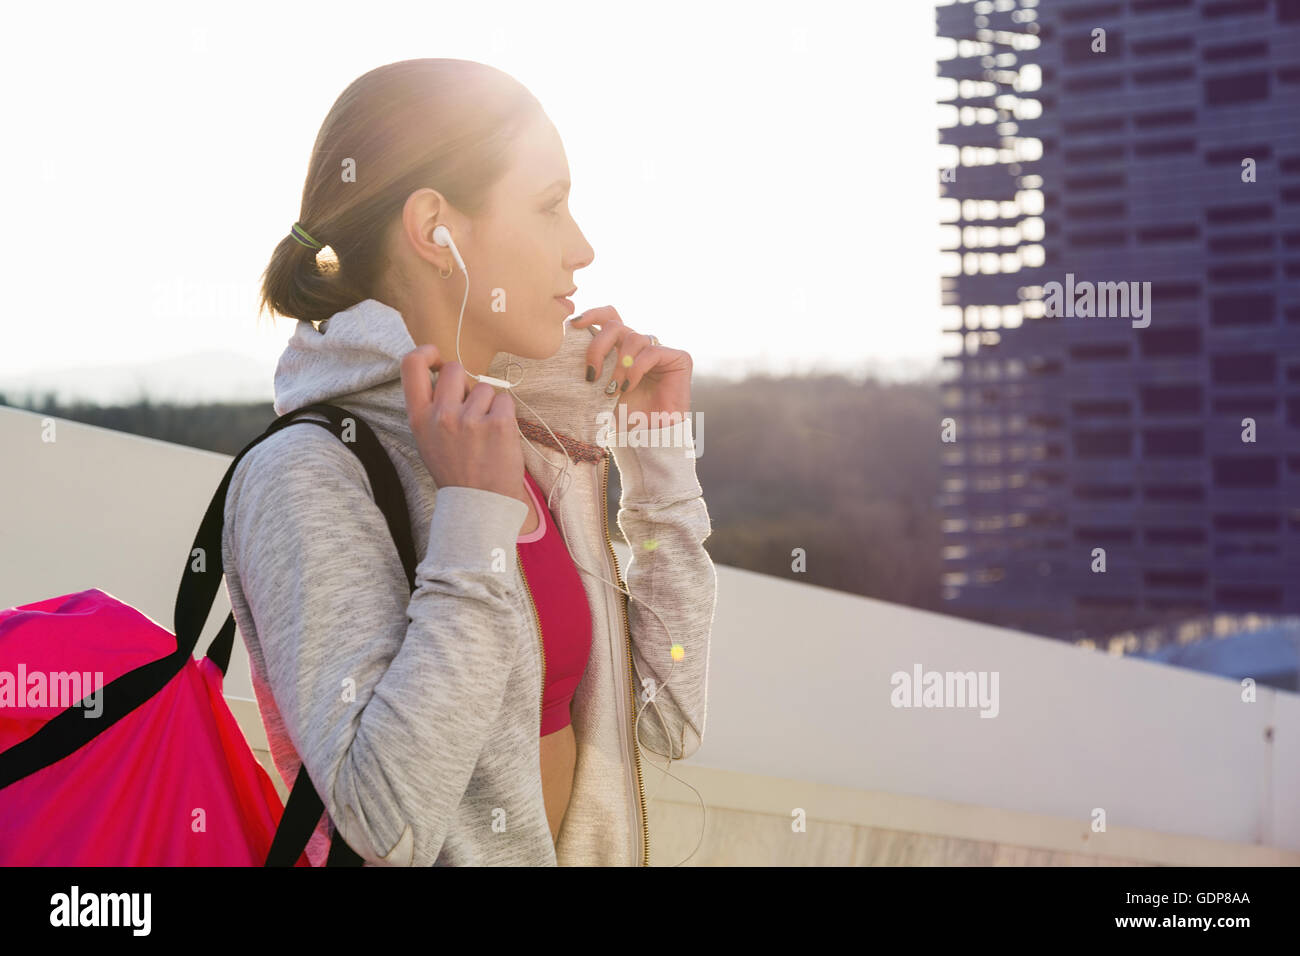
[{"x1": 936, "y1": 0, "x2": 1300, "y2": 640}]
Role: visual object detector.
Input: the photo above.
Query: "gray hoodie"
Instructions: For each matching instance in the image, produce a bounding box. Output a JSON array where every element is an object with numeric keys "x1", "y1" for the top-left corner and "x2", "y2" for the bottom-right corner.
[{"x1": 221, "y1": 298, "x2": 715, "y2": 865}]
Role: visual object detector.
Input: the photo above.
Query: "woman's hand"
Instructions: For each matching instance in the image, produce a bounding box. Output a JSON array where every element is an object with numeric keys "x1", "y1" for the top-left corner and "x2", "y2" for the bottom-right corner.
[
  {"x1": 400, "y1": 345, "x2": 524, "y2": 500},
  {"x1": 573, "y1": 306, "x2": 693, "y2": 430}
]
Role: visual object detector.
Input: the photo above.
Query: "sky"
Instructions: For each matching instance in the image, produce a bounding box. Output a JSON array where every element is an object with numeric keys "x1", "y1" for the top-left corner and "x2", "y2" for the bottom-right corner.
[{"x1": 0, "y1": 0, "x2": 949, "y2": 397}]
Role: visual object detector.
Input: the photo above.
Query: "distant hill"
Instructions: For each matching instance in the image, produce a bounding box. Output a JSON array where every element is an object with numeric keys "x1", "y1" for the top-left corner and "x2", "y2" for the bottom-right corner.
[{"x1": 0, "y1": 350, "x2": 277, "y2": 405}]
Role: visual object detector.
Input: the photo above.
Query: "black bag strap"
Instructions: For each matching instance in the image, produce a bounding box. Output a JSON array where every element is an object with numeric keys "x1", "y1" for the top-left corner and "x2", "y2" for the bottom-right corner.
[
  {"x1": 0, "y1": 402, "x2": 418, "y2": 870},
  {"x1": 189, "y1": 403, "x2": 418, "y2": 673}
]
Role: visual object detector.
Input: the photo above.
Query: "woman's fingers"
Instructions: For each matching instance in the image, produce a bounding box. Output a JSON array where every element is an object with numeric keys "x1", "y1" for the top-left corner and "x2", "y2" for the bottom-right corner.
[
  {"x1": 574, "y1": 306, "x2": 627, "y2": 385},
  {"x1": 620, "y1": 338, "x2": 664, "y2": 394},
  {"x1": 609, "y1": 332, "x2": 654, "y2": 392},
  {"x1": 431, "y1": 356, "x2": 471, "y2": 414},
  {"x1": 400, "y1": 345, "x2": 442, "y2": 421},
  {"x1": 460, "y1": 379, "x2": 503, "y2": 420},
  {"x1": 403, "y1": 346, "x2": 499, "y2": 422},
  {"x1": 401, "y1": 345, "x2": 523, "y2": 497}
]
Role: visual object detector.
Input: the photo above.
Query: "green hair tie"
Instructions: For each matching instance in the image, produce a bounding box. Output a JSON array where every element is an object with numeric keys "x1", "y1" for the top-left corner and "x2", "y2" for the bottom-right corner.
[{"x1": 290, "y1": 222, "x2": 322, "y2": 251}]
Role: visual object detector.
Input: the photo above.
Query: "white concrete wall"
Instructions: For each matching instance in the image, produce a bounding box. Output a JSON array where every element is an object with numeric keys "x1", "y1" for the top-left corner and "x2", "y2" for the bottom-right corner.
[
  {"x1": 3, "y1": 406, "x2": 1297, "y2": 864},
  {"x1": 705, "y1": 564, "x2": 1300, "y2": 851}
]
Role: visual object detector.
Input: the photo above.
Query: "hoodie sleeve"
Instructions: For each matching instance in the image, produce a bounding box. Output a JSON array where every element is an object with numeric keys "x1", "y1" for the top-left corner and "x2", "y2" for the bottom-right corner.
[
  {"x1": 222, "y1": 425, "x2": 530, "y2": 866},
  {"x1": 609, "y1": 417, "x2": 716, "y2": 761}
]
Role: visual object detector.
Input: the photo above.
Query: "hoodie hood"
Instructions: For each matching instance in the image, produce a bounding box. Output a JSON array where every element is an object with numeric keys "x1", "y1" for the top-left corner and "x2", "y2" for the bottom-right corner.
[{"x1": 272, "y1": 298, "x2": 622, "y2": 451}]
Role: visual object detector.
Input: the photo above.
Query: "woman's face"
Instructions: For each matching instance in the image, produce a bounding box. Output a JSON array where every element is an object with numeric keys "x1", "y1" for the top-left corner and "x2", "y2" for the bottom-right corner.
[{"x1": 456, "y1": 113, "x2": 595, "y2": 362}]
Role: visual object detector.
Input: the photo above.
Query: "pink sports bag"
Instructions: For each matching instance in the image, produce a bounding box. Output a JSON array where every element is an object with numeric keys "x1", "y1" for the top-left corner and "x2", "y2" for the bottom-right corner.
[{"x1": 0, "y1": 403, "x2": 417, "y2": 866}]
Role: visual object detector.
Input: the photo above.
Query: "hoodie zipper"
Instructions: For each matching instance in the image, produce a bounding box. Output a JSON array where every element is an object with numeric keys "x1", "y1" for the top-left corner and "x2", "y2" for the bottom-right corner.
[
  {"x1": 516, "y1": 550, "x2": 545, "y2": 733},
  {"x1": 600, "y1": 451, "x2": 650, "y2": 867}
]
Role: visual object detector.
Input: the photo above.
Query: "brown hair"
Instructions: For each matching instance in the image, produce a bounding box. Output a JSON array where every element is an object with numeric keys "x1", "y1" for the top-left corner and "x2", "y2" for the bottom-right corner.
[{"x1": 259, "y1": 58, "x2": 544, "y2": 326}]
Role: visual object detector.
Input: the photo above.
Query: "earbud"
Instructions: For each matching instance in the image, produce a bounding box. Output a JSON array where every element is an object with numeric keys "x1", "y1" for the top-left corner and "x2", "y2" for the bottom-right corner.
[{"x1": 431, "y1": 224, "x2": 467, "y2": 275}]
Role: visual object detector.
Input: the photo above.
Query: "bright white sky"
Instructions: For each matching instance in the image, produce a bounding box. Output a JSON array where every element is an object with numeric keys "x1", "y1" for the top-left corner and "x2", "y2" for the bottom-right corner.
[{"x1": 0, "y1": 0, "x2": 948, "y2": 387}]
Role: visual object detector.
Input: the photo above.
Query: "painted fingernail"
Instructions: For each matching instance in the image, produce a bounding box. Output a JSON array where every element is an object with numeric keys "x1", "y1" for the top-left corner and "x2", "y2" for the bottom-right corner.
[
  {"x1": 620, "y1": 380, "x2": 629, "y2": 392},
  {"x1": 605, "y1": 380, "x2": 619, "y2": 395},
  {"x1": 586, "y1": 365, "x2": 595, "y2": 382}
]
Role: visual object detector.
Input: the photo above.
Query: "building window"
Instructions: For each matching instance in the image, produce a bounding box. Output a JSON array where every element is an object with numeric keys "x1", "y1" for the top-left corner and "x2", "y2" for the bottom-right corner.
[
  {"x1": 1213, "y1": 457, "x2": 1279, "y2": 488},
  {"x1": 1140, "y1": 385, "x2": 1202, "y2": 414},
  {"x1": 1074, "y1": 428, "x2": 1132, "y2": 458},
  {"x1": 1212, "y1": 353, "x2": 1276, "y2": 385},
  {"x1": 1206, "y1": 71, "x2": 1268, "y2": 105},
  {"x1": 1143, "y1": 428, "x2": 1204, "y2": 456},
  {"x1": 1210, "y1": 293, "x2": 1273, "y2": 326}
]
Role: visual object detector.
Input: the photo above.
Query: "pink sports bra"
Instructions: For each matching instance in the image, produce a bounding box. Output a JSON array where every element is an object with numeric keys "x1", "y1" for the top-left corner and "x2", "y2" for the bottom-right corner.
[{"x1": 516, "y1": 469, "x2": 593, "y2": 736}]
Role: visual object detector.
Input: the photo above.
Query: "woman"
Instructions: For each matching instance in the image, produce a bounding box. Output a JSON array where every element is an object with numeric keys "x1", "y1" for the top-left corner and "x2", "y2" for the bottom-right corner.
[{"x1": 221, "y1": 58, "x2": 716, "y2": 866}]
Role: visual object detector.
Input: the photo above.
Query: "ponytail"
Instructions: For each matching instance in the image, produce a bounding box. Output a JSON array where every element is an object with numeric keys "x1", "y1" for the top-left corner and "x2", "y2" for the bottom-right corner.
[{"x1": 260, "y1": 228, "x2": 367, "y2": 327}]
